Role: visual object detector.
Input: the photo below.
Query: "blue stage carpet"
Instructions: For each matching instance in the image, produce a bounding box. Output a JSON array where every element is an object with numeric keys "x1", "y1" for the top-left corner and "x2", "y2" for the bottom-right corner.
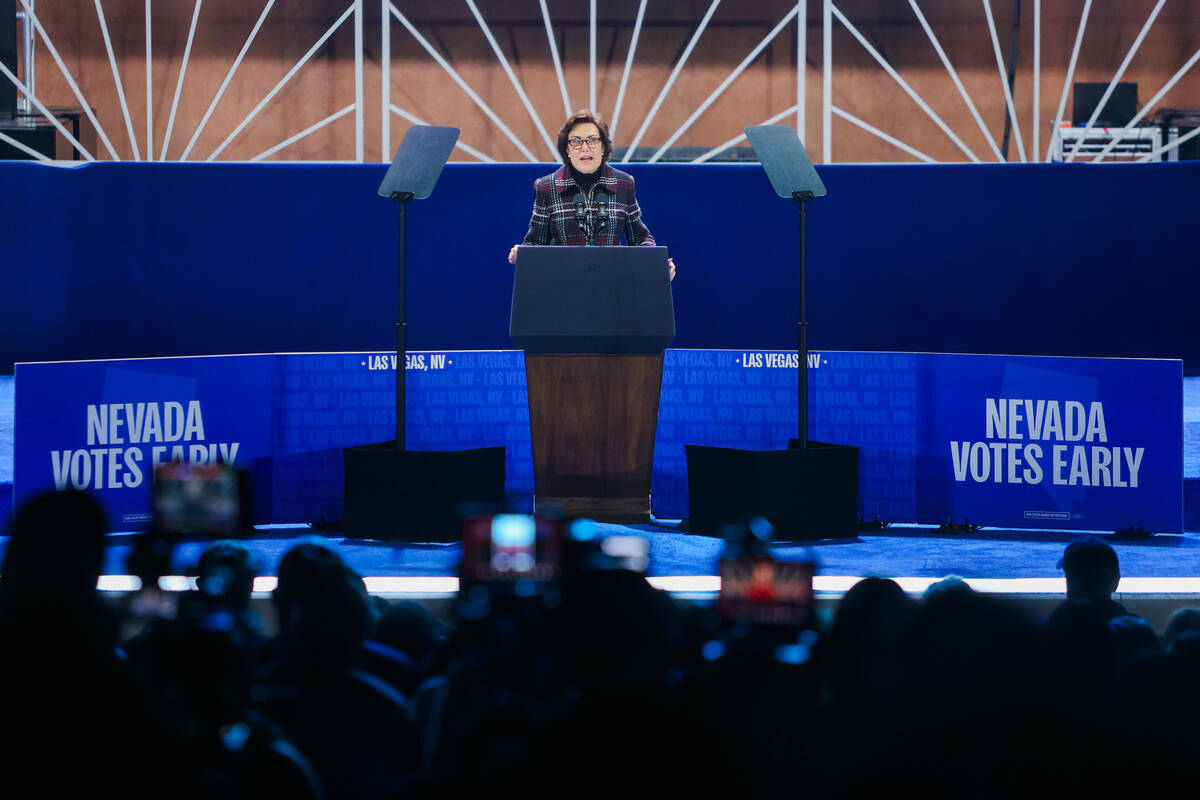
[{"x1": 73, "y1": 523, "x2": 1200, "y2": 583}]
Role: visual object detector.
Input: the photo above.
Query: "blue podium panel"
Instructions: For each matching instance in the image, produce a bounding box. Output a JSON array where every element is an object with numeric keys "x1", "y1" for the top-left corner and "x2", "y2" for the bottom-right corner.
[
  {"x1": 12, "y1": 350, "x2": 1181, "y2": 534},
  {"x1": 13, "y1": 355, "x2": 275, "y2": 529}
]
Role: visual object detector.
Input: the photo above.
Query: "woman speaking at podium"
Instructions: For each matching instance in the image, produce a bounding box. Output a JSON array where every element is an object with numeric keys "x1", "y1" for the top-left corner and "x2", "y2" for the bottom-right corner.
[{"x1": 507, "y1": 109, "x2": 675, "y2": 281}]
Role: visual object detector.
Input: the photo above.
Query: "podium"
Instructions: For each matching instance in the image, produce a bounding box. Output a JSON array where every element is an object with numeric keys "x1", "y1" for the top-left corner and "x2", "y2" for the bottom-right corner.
[{"x1": 511, "y1": 245, "x2": 674, "y2": 522}]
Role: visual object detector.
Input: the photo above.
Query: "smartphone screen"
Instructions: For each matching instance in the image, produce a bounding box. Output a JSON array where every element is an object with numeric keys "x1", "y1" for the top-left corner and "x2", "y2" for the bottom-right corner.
[
  {"x1": 600, "y1": 535, "x2": 650, "y2": 573},
  {"x1": 716, "y1": 556, "x2": 814, "y2": 626},
  {"x1": 461, "y1": 513, "x2": 564, "y2": 584},
  {"x1": 152, "y1": 461, "x2": 240, "y2": 536},
  {"x1": 490, "y1": 514, "x2": 537, "y2": 573}
]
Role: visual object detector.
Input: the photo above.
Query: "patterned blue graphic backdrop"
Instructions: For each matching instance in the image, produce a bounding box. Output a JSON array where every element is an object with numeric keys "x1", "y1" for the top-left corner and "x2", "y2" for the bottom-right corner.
[{"x1": 15, "y1": 350, "x2": 1182, "y2": 532}]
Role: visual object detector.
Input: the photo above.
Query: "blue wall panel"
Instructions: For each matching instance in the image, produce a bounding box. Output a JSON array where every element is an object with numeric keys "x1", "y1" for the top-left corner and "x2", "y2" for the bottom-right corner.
[{"x1": 3, "y1": 161, "x2": 1197, "y2": 373}]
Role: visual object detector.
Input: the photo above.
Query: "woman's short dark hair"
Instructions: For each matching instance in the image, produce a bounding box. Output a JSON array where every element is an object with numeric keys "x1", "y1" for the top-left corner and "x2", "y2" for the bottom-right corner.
[{"x1": 557, "y1": 109, "x2": 612, "y2": 165}]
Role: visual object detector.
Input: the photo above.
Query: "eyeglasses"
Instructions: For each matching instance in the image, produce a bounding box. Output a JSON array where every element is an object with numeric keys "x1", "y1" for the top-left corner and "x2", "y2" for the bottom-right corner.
[{"x1": 567, "y1": 136, "x2": 603, "y2": 150}]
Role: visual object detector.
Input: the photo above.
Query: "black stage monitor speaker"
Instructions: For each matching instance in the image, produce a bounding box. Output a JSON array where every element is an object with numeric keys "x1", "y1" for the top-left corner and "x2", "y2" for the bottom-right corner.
[
  {"x1": 343, "y1": 444, "x2": 506, "y2": 542},
  {"x1": 687, "y1": 442, "x2": 860, "y2": 541},
  {"x1": 0, "y1": 0, "x2": 16, "y2": 120},
  {"x1": 1073, "y1": 82, "x2": 1137, "y2": 128}
]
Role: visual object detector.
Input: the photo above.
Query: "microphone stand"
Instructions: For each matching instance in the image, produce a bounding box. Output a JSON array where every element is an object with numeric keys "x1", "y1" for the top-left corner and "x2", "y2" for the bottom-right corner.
[
  {"x1": 596, "y1": 197, "x2": 608, "y2": 240},
  {"x1": 575, "y1": 194, "x2": 594, "y2": 246}
]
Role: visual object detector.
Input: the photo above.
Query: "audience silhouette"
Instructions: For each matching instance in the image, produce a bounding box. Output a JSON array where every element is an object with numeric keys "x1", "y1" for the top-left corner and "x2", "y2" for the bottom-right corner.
[
  {"x1": 4, "y1": 490, "x2": 1200, "y2": 796},
  {"x1": 0, "y1": 490, "x2": 155, "y2": 794},
  {"x1": 252, "y1": 541, "x2": 421, "y2": 798},
  {"x1": 1059, "y1": 535, "x2": 1126, "y2": 614},
  {"x1": 123, "y1": 538, "x2": 322, "y2": 799}
]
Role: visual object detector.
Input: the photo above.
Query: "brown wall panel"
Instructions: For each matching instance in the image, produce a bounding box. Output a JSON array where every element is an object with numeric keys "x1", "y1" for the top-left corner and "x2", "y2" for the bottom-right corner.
[{"x1": 15, "y1": 0, "x2": 1200, "y2": 163}]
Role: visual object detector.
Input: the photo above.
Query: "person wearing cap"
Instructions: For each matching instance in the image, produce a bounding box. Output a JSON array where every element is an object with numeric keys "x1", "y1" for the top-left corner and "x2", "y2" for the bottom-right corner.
[{"x1": 1058, "y1": 536, "x2": 1127, "y2": 620}]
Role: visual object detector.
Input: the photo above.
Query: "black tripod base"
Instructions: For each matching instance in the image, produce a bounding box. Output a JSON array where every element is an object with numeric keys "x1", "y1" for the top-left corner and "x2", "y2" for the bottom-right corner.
[
  {"x1": 685, "y1": 441, "x2": 859, "y2": 541},
  {"x1": 343, "y1": 443, "x2": 506, "y2": 542}
]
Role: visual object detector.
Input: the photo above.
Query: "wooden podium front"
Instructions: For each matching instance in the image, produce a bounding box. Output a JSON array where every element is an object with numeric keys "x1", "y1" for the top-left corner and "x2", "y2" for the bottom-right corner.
[
  {"x1": 509, "y1": 245, "x2": 675, "y2": 523},
  {"x1": 525, "y1": 353, "x2": 663, "y2": 522}
]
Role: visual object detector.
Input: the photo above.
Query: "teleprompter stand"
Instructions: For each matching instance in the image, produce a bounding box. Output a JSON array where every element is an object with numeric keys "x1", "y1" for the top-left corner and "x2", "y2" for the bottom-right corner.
[
  {"x1": 686, "y1": 126, "x2": 858, "y2": 541},
  {"x1": 344, "y1": 126, "x2": 504, "y2": 541}
]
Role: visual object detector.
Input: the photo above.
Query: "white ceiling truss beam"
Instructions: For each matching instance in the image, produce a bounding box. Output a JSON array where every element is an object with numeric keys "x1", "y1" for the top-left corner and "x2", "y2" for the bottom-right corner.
[
  {"x1": 252, "y1": 103, "x2": 355, "y2": 162},
  {"x1": 390, "y1": 2, "x2": 536, "y2": 162},
  {"x1": 823, "y1": 0, "x2": 831, "y2": 162},
  {"x1": 94, "y1": 0, "x2": 141, "y2": 160},
  {"x1": 909, "y1": 0, "x2": 1002, "y2": 161},
  {"x1": 465, "y1": 0, "x2": 558, "y2": 161},
  {"x1": 981, "y1": 0, "x2": 1025, "y2": 162},
  {"x1": 207, "y1": 3, "x2": 356, "y2": 162},
  {"x1": 0, "y1": 128, "x2": 52, "y2": 161},
  {"x1": 0, "y1": 59, "x2": 95, "y2": 160},
  {"x1": 145, "y1": 0, "x2": 152, "y2": 158},
  {"x1": 1046, "y1": 0, "x2": 1092, "y2": 162},
  {"x1": 160, "y1": 0, "x2": 203, "y2": 160},
  {"x1": 609, "y1": 0, "x2": 647, "y2": 139},
  {"x1": 11, "y1": 3, "x2": 1198, "y2": 167},
  {"x1": 1098, "y1": 46, "x2": 1200, "y2": 162},
  {"x1": 832, "y1": 3, "x2": 979, "y2": 162},
  {"x1": 648, "y1": 4, "x2": 800, "y2": 164},
  {"x1": 179, "y1": 0, "x2": 275, "y2": 161},
  {"x1": 1066, "y1": 0, "x2": 1165, "y2": 162},
  {"x1": 833, "y1": 104, "x2": 936, "y2": 163},
  {"x1": 797, "y1": 0, "x2": 806, "y2": 141},
  {"x1": 391, "y1": 104, "x2": 495, "y2": 162},
  {"x1": 539, "y1": 0, "x2": 571, "y2": 118},
  {"x1": 589, "y1": 0, "x2": 597, "y2": 112},
  {"x1": 354, "y1": 0, "x2": 363, "y2": 162},
  {"x1": 19, "y1": 0, "x2": 120, "y2": 159},
  {"x1": 622, "y1": 0, "x2": 722, "y2": 163},
  {"x1": 692, "y1": 104, "x2": 800, "y2": 163},
  {"x1": 381, "y1": 0, "x2": 390, "y2": 159},
  {"x1": 1032, "y1": 0, "x2": 1040, "y2": 159},
  {"x1": 1139, "y1": 122, "x2": 1200, "y2": 163}
]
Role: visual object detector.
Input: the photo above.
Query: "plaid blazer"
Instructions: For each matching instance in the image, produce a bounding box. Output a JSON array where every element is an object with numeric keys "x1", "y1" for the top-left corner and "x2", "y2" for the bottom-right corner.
[{"x1": 521, "y1": 164, "x2": 657, "y2": 248}]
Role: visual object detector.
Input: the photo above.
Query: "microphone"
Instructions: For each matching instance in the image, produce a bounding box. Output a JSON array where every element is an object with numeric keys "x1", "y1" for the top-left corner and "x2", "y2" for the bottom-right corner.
[
  {"x1": 595, "y1": 193, "x2": 608, "y2": 235},
  {"x1": 574, "y1": 193, "x2": 592, "y2": 244}
]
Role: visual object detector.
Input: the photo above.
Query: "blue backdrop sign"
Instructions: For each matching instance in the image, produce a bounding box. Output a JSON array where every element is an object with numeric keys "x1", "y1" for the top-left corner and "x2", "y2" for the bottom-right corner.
[
  {"x1": 14, "y1": 356, "x2": 275, "y2": 528},
  {"x1": 914, "y1": 354, "x2": 1181, "y2": 530},
  {"x1": 651, "y1": 350, "x2": 1181, "y2": 531},
  {"x1": 14, "y1": 350, "x2": 1182, "y2": 533}
]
